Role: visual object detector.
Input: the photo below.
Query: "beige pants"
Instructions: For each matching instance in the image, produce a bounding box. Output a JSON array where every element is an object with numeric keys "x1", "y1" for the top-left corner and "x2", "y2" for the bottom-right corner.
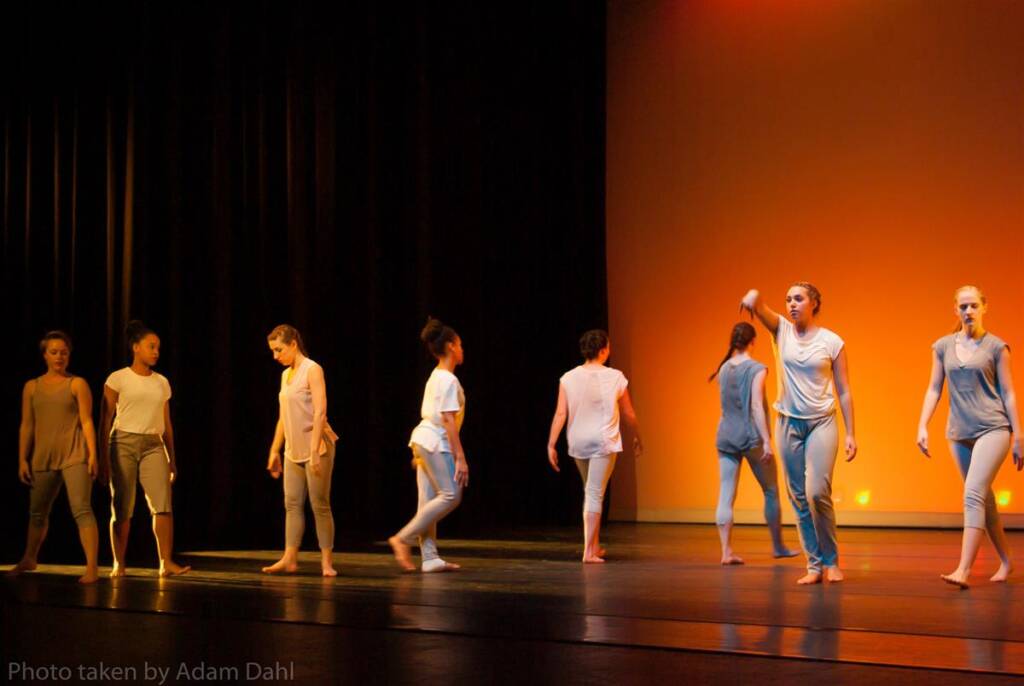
[
  {"x1": 283, "y1": 440, "x2": 336, "y2": 550},
  {"x1": 949, "y1": 429, "x2": 1010, "y2": 530},
  {"x1": 29, "y1": 462, "x2": 96, "y2": 529},
  {"x1": 110, "y1": 431, "x2": 172, "y2": 521}
]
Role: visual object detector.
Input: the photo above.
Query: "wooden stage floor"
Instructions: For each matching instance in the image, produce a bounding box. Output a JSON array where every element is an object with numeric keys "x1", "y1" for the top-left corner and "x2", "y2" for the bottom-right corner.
[{"x1": 3, "y1": 524, "x2": 1023, "y2": 684}]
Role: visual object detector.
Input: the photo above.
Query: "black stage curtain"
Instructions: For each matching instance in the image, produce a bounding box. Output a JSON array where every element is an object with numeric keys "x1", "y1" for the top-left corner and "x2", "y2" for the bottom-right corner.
[{"x1": 0, "y1": 2, "x2": 607, "y2": 560}]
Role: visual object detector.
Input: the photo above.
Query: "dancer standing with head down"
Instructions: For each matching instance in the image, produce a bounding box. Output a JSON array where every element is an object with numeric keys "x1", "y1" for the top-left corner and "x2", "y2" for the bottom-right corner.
[
  {"x1": 917, "y1": 286, "x2": 1022, "y2": 588},
  {"x1": 740, "y1": 284, "x2": 857, "y2": 584},
  {"x1": 547, "y1": 329, "x2": 643, "y2": 564},
  {"x1": 389, "y1": 318, "x2": 469, "y2": 573},
  {"x1": 710, "y1": 322, "x2": 798, "y2": 565},
  {"x1": 102, "y1": 321, "x2": 190, "y2": 577},
  {"x1": 9, "y1": 332, "x2": 100, "y2": 583},
  {"x1": 264, "y1": 324, "x2": 339, "y2": 577}
]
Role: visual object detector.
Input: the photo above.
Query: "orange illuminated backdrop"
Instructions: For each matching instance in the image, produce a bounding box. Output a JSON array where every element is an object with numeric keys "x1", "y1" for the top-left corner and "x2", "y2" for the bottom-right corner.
[{"x1": 606, "y1": 1, "x2": 1024, "y2": 526}]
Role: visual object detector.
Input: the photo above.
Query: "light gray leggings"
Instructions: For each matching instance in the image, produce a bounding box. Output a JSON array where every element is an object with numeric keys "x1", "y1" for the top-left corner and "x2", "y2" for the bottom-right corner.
[
  {"x1": 395, "y1": 444, "x2": 463, "y2": 562},
  {"x1": 283, "y1": 442, "x2": 335, "y2": 550},
  {"x1": 574, "y1": 454, "x2": 617, "y2": 514},
  {"x1": 777, "y1": 413, "x2": 839, "y2": 572},
  {"x1": 949, "y1": 429, "x2": 1011, "y2": 531},
  {"x1": 716, "y1": 446, "x2": 782, "y2": 530},
  {"x1": 29, "y1": 462, "x2": 96, "y2": 529}
]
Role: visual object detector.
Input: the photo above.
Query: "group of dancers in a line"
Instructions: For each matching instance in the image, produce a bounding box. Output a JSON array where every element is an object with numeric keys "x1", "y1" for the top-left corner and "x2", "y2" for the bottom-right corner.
[{"x1": 8, "y1": 282, "x2": 1022, "y2": 589}]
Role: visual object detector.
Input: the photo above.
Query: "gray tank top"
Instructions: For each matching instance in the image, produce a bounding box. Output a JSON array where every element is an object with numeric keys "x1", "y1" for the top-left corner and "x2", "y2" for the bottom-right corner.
[
  {"x1": 715, "y1": 359, "x2": 767, "y2": 453},
  {"x1": 31, "y1": 375, "x2": 87, "y2": 471},
  {"x1": 934, "y1": 333, "x2": 1011, "y2": 441}
]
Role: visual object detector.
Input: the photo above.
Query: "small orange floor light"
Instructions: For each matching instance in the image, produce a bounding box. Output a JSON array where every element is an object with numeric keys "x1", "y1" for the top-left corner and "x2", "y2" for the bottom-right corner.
[
  {"x1": 855, "y1": 490, "x2": 871, "y2": 506},
  {"x1": 997, "y1": 490, "x2": 1012, "y2": 507}
]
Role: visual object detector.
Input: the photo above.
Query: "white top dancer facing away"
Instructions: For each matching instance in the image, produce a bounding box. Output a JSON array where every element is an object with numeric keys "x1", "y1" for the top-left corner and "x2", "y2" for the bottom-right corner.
[
  {"x1": 547, "y1": 329, "x2": 642, "y2": 564},
  {"x1": 917, "y1": 285, "x2": 1023, "y2": 588},
  {"x1": 741, "y1": 284, "x2": 857, "y2": 585}
]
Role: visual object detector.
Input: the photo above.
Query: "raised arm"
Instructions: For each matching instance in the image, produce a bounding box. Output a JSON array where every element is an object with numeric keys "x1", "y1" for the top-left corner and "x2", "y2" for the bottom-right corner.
[
  {"x1": 546, "y1": 384, "x2": 568, "y2": 472},
  {"x1": 163, "y1": 401, "x2": 177, "y2": 483},
  {"x1": 750, "y1": 368, "x2": 773, "y2": 463},
  {"x1": 99, "y1": 385, "x2": 119, "y2": 484},
  {"x1": 740, "y1": 289, "x2": 781, "y2": 335},
  {"x1": 618, "y1": 388, "x2": 644, "y2": 457},
  {"x1": 916, "y1": 350, "x2": 945, "y2": 458},
  {"x1": 995, "y1": 348, "x2": 1023, "y2": 470},
  {"x1": 831, "y1": 348, "x2": 857, "y2": 462},
  {"x1": 71, "y1": 378, "x2": 98, "y2": 480},
  {"x1": 18, "y1": 381, "x2": 35, "y2": 485},
  {"x1": 307, "y1": 364, "x2": 328, "y2": 476}
]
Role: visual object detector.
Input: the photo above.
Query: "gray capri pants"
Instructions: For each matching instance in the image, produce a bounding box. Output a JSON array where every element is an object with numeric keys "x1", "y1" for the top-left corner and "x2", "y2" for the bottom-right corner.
[
  {"x1": 949, "y1": 428, "x2": 1011, "y2": 531},
  {"x1": 29, "y1": 462, "x2": 96, "y2": 529},
  {"x1": 574, "y1": 454, "x2": 618, "y2": 514},
  {"x1": 110, "y1": 430, "x2": 173, "y2": 521}
]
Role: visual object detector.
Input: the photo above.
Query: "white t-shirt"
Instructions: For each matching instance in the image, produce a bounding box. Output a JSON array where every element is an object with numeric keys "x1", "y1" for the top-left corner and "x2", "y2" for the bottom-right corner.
[
  {"x1": 772, "y1": 317, "x2": 844, "y2": 419},
  {"x1": 105, "y1": 367, "x2": 172, "y2": 435},
  {"x1": 409, "y1": 368, "x2": 465, "y2": 453},
  {"x1": 560, "y1": 365, "x2": 628, "y2": 459}
]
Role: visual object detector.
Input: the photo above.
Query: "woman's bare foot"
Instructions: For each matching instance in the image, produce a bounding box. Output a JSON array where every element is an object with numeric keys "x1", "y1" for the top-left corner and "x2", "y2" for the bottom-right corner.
[
  {"x1": 721, "y1": 554, "x2": 745, "y2": 565},
  {"x1": 6, "y1": 559, "x2": 37, "y2": 576},
  {"x1": 78, "y1": 569, "x2": 100, "y2": 584},
  {"x1": 773, "y1": 548, "x2": 800, "y2": 559},
  {"x1": 321, "y1": 565, "x2": 338, "y2": 577},
  {"x1": 159, "y1": 561, "x2": 192, "y2": 577},
  {"x1": 388, "y1": 536, "x2": 415, "y2": 571},
  {"x1": 941, "y1": 569, "x2": 970, "y2": 588},
  {"x1": 261, "y1": 557, "x2": 298, "y2": 574},
  {"x1": 990, "y1": 562, "x2": 1012, "y2": 582},
  {"x1": 797, "y1": 571, "x2": 822, "y2": 585},
  {"x1": 582, "y1": 554, "x2": 606, "y2": 564},
  {"x1": 824, "y1": 566, "x2": 845, "y2": 583},
  {"x1": 109, "y1": 564, "x2": 127, "y2": 578}
]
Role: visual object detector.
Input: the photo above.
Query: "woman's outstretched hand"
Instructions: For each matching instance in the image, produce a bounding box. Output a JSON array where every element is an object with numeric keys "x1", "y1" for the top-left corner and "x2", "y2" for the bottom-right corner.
[{"x1": 740, "y1": 289, "x2": 759, "y2": 315}]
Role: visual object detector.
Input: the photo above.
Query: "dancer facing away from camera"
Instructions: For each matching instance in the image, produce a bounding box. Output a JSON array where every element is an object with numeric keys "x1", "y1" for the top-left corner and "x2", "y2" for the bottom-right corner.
[
  {"x1": 917, "y1": 285, "x2": 1022, "y2": 588},
  {"x1": 741, "y1": 283, "x2": 857, "y2": 584},
  {"x1": 264, "y1": 324, "x2": 339, "y2": 577},
  {"x1": 547, "y1": 329, "x2": 643, "y2": 564},
  {"x1": 710, "y1": 322, "x2": 798, "y2": 565},
  {"x1": 389, "y1": 318, "x2": 469, "y2": 573},
  {"x1": 101, "y1": 320, "x2": 190, "y2": 577},
  {"x1": 9, "y1": 331, "x2": 100, "y2": 583}
]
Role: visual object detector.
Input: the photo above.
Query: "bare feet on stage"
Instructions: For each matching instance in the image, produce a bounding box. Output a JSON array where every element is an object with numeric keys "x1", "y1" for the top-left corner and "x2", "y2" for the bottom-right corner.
[
  {"x1": 990, "y1": 562, "x2": 1012, "y2": 583},
  {"x1": 159, "y1": 561, "x2": 192, "y2": 577},
  {"x1": 720, "y1": 554, "x2": 744, "y2": 566},
  {"x1": 824, "y1": 566, "x2": 844, "y2": 583},
  {"x1": 261, "y1": 558, "x2": 298, "y2": 574},
  {"x1": 388, "y1": 536, "x2": 416, "y2": 571},
  {"x1": 78, "y1": 569, "x2": 100, "y2": 584},
  {"x1": 6, "y1": 559, "x2": 38, "y2": 576},
  {"x1": 941, "y1": 569, "x2": 970, "y2": 589},
  {"x1": 321, "y1": 550, "x2": 338, "y2": 577},
  {"x1": 796, "y1": 571, "x2": 822, "y2": 585},
  {"x1": 321, "y1": 565, "x2": 338, "y2": 577},
  {"x1": 772, "y1": 548, "x2": 800, "y2": 559},
  {"x1": 596, "y1": 547, "x2": 607, "y2": 558},
  {"x1": 109, "y1": 564, "x2": 127, "y2": 578},
  {"x1": 582, "y1": 553, "x2": 606, "y2": 564}
]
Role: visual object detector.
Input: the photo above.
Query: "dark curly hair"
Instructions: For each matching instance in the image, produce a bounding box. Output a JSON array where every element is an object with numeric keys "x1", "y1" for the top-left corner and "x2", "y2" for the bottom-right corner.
[
  {"x1": 579, "y1": 329, "x2": 610, "y2": 361},
  {"x1": 421, "y1": 317, "x2": 459, "y2": 359}
]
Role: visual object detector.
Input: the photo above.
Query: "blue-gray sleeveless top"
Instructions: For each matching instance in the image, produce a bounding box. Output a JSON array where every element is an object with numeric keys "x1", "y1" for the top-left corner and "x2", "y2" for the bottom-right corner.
[
  {"x1": 933, "y1": 333, "x2": 1011, "y2": 441},
  {"x1": 715, "y1": 359, "x2": 767, "y2": 453}
]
